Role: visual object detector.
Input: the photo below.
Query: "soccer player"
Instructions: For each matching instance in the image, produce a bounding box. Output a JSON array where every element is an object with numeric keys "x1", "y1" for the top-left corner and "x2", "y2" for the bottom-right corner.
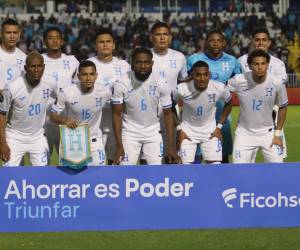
[
  {"x1": 50, "y1": 60, "x2": 112, "y2": 166},
  {"x1": 0, "y1": 18, "x2": 26, "y2": 90},
  {"x1": 175, "y1": 61, "x2": 232, "y2": 164},
  {"x1": 112, "y1": 48, "x2": 180, "y2": 165},
  {"x1": 228, "y1": 50, "x2": 288, "y2": 163},
  {"x1": 150, "y1": 21, "x2": 188, "y2": 92},
  {"x1": 186, "y1": 29, "x2": 241, "y2": 163},
  {"x1": 42, "y1": 27, "x2": 79, "y2": 157},
  {"x1": 238, "y1": 28, "x2": 288, "y2": 159},
  {"x1": 88, "y1": 28, "x2": 130, "y2": 164},
  {"x1": 0, "y1": 52, "x2": 56, "y2": 166}
]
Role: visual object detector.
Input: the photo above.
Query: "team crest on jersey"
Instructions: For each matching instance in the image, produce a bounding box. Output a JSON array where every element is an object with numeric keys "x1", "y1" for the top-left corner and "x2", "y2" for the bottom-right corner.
[
  {"x1": 42, "y1": 89, "x2": 50, "y2": 99},
  {"x1": 148, "y1": 85, "x2": 157, "y2": 96},
  {"x1": 16, "y1": 59, "x2": 23, "y2": 69},
  {"x1": 208, "y1": 93, "x2": 216, "y2": 103},
  {"x1": 265, "y1": 87, "x2": 273, "y2": 97},
  {"x1": 115, "y1": 66, "x2": 122, "y2": 76},
  {"x1": 62, "y1": 60, "x2": 70, "y2": 69},
  {"x1": 222, "y1": 62, "x2": 230, "y2": 71},
  {"x1": 169, "y1": 60, "x2": 177, "y2": 69},
  {"x1": 95, "y1": 97, "x2": 103, "y2": 107}
]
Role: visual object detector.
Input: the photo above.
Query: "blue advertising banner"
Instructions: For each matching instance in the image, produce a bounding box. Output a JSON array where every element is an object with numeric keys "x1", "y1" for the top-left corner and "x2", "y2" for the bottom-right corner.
[{"x1": 1, "y1": 163, "x2": 300, "y2": 232}]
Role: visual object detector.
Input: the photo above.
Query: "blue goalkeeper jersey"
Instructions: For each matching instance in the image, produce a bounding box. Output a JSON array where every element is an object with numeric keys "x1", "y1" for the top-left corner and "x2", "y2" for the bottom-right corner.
[{"x1": 187, "y1": 52, "x2": 241, "y2": 84}]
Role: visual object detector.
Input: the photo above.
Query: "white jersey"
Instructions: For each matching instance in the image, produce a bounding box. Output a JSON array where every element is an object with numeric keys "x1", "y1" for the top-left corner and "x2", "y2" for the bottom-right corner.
[
  {"x1": 88, "y1": 56, "x2": 130, "y2": 87},
  {"x1": 112, "y1": 71, "x2": 172, "y2": 139},
  {"x1": 42, "y1": 53, "x2": 79, "y2": 93},
  {"x1": 0, "y1": 75, "x2": 56, "y2": 137},
  {"x1": 51, "y1": 84, "x2": 112, "y2": 139},
  {"x1": 238, "y1": 54, "x2": 287, "y2": 83},
  {"x1": 0, "y1": 46, "x2": 26, "y2": 89},
  {"x1": 151, "y1": 48, "x2": 188, "y2": 92},
  {"x1": 88, "y1": 56, "x2": 131, "y2": 133},
  {"x1": 228, "y1": 72, "x2": 288, "y2": 134},
  {"x1": 175, "y1": 80, "x2": 231, "y2": 139}
]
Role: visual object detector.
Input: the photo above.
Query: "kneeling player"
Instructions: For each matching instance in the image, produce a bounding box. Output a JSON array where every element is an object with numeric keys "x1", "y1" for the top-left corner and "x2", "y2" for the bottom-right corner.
[
  {"x1": 50, "y1": 60, "x2": 112, "y2": 166},
  {"x1": 175, "y1": 61, "x2": 232, "y2": 164},
  {"x1": 228, "y1": 50, "x2": 288, "y2": 163}
]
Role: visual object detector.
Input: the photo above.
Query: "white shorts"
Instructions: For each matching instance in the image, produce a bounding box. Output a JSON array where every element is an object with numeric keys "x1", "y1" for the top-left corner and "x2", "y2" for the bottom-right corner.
[
  {"x1": 102, "y1": 131, "x2": 115, "y2": 161},
  {"x1": 120, "y1": 134, "x2": 164, "y2": 165},
  {"x1": 233, "y1": 128, "x2": 284, "y2": 163},
  {"x1": 3, "y1": 131, "x2": 49, "y2": 167},
  {"x1": 179, "y1": 137, "x2": 222, "y2": 163}
]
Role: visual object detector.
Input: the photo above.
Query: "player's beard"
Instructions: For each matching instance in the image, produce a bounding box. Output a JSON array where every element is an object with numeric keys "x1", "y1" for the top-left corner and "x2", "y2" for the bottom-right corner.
[{"x1": 135, "y1": 70, "x2": 152, "y2": 81}]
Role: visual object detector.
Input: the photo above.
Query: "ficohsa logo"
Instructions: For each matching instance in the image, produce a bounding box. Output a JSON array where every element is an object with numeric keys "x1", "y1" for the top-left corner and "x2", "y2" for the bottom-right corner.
[
  {"x1": 222, "y1": 188, "x2": 237, "y2": 208},
  {"x1": 222, "y1": 188, "x2": 300, "y2": 208}
]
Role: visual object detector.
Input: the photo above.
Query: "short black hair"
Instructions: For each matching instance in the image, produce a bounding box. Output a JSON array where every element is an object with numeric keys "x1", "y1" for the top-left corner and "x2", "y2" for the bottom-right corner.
[
  {"x1": 131, "y1": 47, "x2": 153, "y2": 61},
  {"x1": 247, "y1": 49, "x2": 270, "y2": 65},
  {"x1": 25, "y1": 51, "x2": 44, "y2": 65},
  {"x1": 95, "y1": 28, "x2": 115, "y2": 41},
  {"x1": 78, "y1": 60, "x2": 96, "y2": 72},
  {"x1": 1, "y1": 18, "x2": 19, "y2": 30},
  {"x1": 206, "y1": 29, "x2": 225, "y2": 40},
  {"x1": 191, "y1": 61, "x2": 209, "y2": 71},
  {"x1": 150, "y1": 21, "x2": 170, "y2": 34},
  {"x1": 253, "y1": 28, "x2": 270, "y2": 39},
  {"x1": 43, "y1": 26, "x2": 63, "y2": 40}
]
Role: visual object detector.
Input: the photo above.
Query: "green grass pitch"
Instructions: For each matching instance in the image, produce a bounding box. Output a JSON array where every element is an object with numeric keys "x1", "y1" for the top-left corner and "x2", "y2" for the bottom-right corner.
[{"x1": 0, "y1": 106, "x2": 300, "y2": 249}]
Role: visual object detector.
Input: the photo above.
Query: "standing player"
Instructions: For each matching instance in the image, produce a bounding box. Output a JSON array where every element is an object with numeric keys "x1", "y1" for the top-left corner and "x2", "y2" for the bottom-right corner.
[
  {"x1": 50, "y1": 60, "x2": 111, "y2": 166},
  {"x1": 0, "y1": 18, "x2": 26, "y2": 90},
  {"x1": 228, "y1": 50, "x2": 288, "y2": 163},
  {"x1": 88, "y1": 28, "x2": 130, "y2": 164},
  {"x1": 175, "y1": 61, "x2": 232, "y2": 164},
  {"x1": 238, "y1": 28, "x2": 288, "y2": 159},
  {"x1": 112, "y1": 48, "x2": 180, "y2": 165},
  {"x1": 42, "y1": 27, "x2": 79, "y2": 157},
  {"x1": 187, "y1": 29, "x2": 241, "y2": 163},
  {"x1": 0, "y1": 52, "x2": 56, "y2": 166},
  {"x1": 148, "y1": 22, "x2": 188, "y2": 162}
]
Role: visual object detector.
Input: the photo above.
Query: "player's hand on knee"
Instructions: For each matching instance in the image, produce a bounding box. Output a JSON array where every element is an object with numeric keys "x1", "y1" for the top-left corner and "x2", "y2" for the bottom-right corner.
[
  {"x1": 270, "y1": 135, "x2": 283, "y2": 149},
  {"x1": 165, "y1": 148, "x2": 182, "y2": 164},
  {"x1": 0, "y1": 142, "x2": 10, "y2": 162},
  {"x1": 65, "y1": 118, "x2": 78, "y2": 129},
  {"x1": 113, "y1": 146, "x2": 125, "y2": 165},
  {"x1": 176, "y1": 130, "x2": 191, "y2": 150},
  {"x1": 210, "y1": 128, "x2": 223, "y2": 141}
]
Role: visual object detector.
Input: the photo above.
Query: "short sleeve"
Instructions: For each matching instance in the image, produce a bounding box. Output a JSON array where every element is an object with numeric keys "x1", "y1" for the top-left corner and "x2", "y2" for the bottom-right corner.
[
  {"x1": 51, "y1": 89, "x2": 67, "y2": 113},
  {"x1": 233, "y1": 58, "x2": 242, "y2": 75},
  {"x1": 178, "y1": 56, "x2": 188, "y2": 81},
  {"x1": 276, "y1": 83, "x2": 288, "y2": 108},
  {"x1": 0, "y1": 88, "x2": 12, "y2": 114},
  {"x1": 111, "y1": 80, "x2": 126, "y2": 105},
  {"x1": 221, "y1": 87, "x2": 232, "y2": 103},
  {"x1": 227, "y1": 77, "x2": 237, "y2": 92},
  {"x1": 159, "y1": 82, "x2": 172, "y2": 109}
]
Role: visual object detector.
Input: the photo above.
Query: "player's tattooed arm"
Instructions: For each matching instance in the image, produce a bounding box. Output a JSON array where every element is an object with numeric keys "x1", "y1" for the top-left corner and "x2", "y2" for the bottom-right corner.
[{"x1": 112, "y1": 103, "x2": 124, "y2": 165}]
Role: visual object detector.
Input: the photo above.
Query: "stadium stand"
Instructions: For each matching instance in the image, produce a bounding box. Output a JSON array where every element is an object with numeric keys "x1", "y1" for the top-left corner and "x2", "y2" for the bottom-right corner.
[{"x1": 0, "y1": 0, "x2": 299, "y2": 86}]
